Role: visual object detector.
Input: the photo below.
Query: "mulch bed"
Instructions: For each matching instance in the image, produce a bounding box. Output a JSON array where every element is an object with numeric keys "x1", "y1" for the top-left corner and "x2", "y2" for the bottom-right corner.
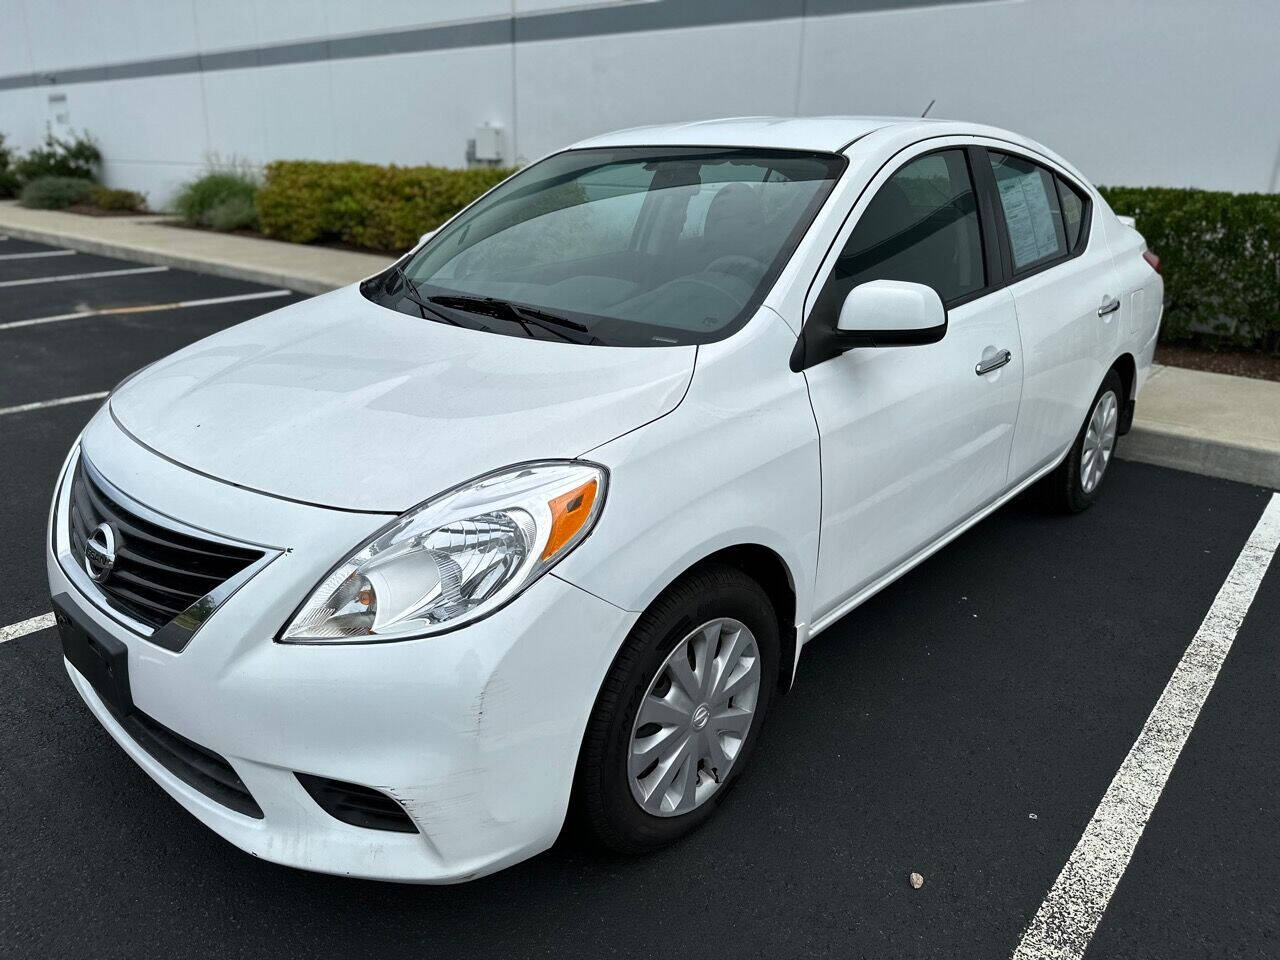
[
  {"x1": 1155, "y1": 344, "x2": 1280, "y2": 382},
  {"x1": 64, "y1": 204, "x2": 146, "y2": 217}
]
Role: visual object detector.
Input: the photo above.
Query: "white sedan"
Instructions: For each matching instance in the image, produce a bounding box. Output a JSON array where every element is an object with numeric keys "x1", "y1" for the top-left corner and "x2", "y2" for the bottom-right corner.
[{"x1": 48, "y1": 116, "x2": 1162, "y2": 882}]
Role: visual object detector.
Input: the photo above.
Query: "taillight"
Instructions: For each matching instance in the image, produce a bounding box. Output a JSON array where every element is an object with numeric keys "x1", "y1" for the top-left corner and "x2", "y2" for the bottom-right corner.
[{"x1": 1142, "y1": 250, "x2": 1162, "y2": 275}]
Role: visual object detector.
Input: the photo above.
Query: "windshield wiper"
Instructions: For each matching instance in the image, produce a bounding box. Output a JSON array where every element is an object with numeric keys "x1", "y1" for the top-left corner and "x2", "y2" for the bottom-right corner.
[
  {"x1": 386, "y1": 266, "x2": 471, "y2": 329},
  {"x1": 428, "y1": 294, "x2": 594, "y2": 343}
]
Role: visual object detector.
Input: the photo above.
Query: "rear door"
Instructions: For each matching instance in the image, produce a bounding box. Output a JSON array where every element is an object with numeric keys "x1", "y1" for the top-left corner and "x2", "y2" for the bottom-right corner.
[
  {"x1": 978, "y1": 149, "x2": 1123, "y2": 483},
  {"x1": 801, "y1": 144, "x2": 1024, "y2": 620}
]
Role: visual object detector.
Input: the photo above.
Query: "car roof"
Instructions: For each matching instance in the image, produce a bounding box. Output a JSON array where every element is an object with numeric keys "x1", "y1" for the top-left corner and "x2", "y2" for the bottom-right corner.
[
  {"x1": 567, "y1": 115, "x2": 1084, "y2": 184},
  {"x1": 571, "y1": 115, "x2": 1062, "y2": 157},
  {"x1": 570, "y1": 116, "x2": 938, "y2": 153}
]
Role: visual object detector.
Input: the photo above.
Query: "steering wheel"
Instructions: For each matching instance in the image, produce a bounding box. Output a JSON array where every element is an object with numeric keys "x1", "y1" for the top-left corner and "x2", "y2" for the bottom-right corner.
[{"x1": 705, "y1": 254, "x2": 767, "y2": 284}]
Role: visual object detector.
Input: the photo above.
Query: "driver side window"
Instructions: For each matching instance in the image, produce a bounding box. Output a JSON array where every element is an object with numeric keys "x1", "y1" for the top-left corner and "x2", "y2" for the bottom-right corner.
[{"x1": 813, "y1": 149, "x2": 985, "y2": 323}]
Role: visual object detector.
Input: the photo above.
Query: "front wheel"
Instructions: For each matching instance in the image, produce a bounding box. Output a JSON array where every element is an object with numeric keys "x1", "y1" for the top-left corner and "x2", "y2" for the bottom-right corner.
[
  {"x1": 1041, "y1": 369, "x2": 1124, "y2": 513},
  {"x1": 575, "y1": 563, "x2": 779, "y2": 853}
]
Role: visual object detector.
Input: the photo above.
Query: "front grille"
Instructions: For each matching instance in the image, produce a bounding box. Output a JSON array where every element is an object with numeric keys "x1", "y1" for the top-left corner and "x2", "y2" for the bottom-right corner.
[
  {"x1": 118, "y1": 709, "x2": 264, "y2": 819},
  {"x1": 68, "y1": 459, "x2": 263, "y2": 632},
  {"x1": 296, "y1": 774, "x2": 419, "y2": 833}
]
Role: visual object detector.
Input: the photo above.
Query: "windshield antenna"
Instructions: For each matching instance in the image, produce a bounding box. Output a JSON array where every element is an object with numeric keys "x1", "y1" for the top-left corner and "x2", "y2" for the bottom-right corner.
[{"x1": 920, "y1": 98, "x2": 936, "y2": 118}]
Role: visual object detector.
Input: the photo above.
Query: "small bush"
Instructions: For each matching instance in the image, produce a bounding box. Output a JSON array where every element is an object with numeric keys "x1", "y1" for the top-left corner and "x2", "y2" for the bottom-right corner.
[
  {"x1": 206, "y1": 194, "x2": 258, "y2": 231},
  {"x1": 256, "y1": 161, "x2": 513, "y2": 252},
  {"x1": 13, "y1": 129, "x2": 100, "y2": 183},
  {"x1": 19, "y1": 176, "x2": 95, "y2": 209},
  {"x1": 173, "y1": 168, "x2": 259, "y2": 228},
  {"x1": 0, "y1": 133, "x2": 18, "y2": 199},
  {"x1": 1099, "y1": 186, "x2": 1280, "y2": 352},
  {"x1": 88, "y1": 185, "x2": 147, "y2": 212}
]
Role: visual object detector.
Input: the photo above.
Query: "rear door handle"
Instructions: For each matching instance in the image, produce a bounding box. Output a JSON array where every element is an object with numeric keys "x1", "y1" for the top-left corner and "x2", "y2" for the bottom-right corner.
[
  {"x1": 1098, "y1": 296, "x2": 1121, "y2": 317},
  {"x1": 975, "y1": 349, "x2": 1012, "y2": 376}
]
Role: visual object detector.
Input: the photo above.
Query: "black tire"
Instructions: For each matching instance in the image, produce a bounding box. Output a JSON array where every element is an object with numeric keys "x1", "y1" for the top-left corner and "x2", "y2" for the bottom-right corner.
[
  {"x1": 575, "y1": 562, "x2": 779, "y2": 854},
  {"x1": 1041, "y1": 369, "x2": 1125, "y2": 513}
]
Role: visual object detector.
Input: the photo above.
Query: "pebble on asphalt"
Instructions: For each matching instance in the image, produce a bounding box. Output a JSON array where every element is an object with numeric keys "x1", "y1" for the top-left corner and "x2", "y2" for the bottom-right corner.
[{"x1": 909, "y1": 872, "x2": 924, "y2": 889}]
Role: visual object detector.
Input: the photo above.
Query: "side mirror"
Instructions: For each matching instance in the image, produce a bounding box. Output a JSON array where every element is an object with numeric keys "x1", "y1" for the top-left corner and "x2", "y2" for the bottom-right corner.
[{"x1": 835, "y1": 279, "x2": 947, "y2": 347}]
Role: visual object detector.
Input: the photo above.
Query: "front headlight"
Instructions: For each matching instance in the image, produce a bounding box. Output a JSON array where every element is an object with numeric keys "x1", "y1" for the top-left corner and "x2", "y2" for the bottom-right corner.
[{"x1": 280, "y1": 461, "x2": 606, "y2": 643}]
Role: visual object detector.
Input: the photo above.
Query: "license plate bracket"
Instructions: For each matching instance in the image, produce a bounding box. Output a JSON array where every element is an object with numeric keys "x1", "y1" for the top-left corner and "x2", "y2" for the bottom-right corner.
[{"x1": 53, "y1": 593, "x2": 134, "y2": 717}]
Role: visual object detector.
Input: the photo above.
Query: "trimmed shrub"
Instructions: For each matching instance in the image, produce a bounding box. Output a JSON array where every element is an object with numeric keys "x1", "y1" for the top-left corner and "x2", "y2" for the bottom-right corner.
[
  {"x1": 13, "y1": 129, "x2": 101, "y2": 183},
  {"x1": 88, "y1": 185, "x2": 147, "y2": 212},
  {"x1": 1098, "y1": 186, "x2": 1280, "y2": 352},
  {"x1": 0, "y1": 133, "x2": 18, "y2": 198},
  {"x1": 256, "y1": 161, "x2": 514, "y2": 252},
  {"x1": 173, "y1": 169, "x2": 259, "y2": 228},
  {"x1": 19, "y1": 175, "x2": 95, "y2": 209}
]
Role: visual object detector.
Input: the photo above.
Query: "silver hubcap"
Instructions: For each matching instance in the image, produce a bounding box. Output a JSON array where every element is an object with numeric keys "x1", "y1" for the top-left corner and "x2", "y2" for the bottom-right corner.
[
  {"x1": 628, "y1": 617, "x2": 761, "y2": 817},
  {"x1": 1081, "y1": 389, "x2": 1119, "y2": 494}
]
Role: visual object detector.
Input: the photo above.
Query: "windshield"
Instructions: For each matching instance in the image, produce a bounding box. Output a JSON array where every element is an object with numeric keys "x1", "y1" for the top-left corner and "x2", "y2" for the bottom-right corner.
[{"x1": 363, "y1": 147, "x2": 845, "y2": 346}]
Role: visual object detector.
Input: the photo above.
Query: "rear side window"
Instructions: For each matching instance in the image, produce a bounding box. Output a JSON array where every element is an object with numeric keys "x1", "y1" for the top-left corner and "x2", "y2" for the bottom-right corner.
[
  {"x1": 1056, "y1": 175, "x2": 1086, "y2": 250},
  {"x1": 813, "y1": 149, "x2": 985, "y2": 319},
  {"x1": 988, "y1": 152, "x2": 1067, "y2": 271}
]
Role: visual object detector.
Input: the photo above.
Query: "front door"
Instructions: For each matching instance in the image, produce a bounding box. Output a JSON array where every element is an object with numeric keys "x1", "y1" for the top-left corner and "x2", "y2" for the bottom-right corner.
[{"x1": 801, "y1": 146, "x2": 1023, "y2": 621}]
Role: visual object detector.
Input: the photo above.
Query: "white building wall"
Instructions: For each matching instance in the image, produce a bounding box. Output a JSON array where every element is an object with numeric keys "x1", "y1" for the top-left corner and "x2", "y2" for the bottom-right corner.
[{"x1": 0, "y1": 0, "x2": 1276, "y2": 208}]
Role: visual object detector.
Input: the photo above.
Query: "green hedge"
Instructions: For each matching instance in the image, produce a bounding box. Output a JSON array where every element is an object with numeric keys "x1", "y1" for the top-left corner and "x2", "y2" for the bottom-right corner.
[
  {"x1": 19, "y1": 175, "x2": 94, "y2": 209},
  {"x1": 256, "y1": 161, "x2": 514, "y2": 252},
  {"x1": 1098, "y1": 186, "x2": 1280, "y2": 352}
]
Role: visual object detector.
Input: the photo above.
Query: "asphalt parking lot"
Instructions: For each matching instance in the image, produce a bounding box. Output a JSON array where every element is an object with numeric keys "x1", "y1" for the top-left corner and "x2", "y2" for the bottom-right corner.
[{"x1": 1, "y1": 237, "x2": 1277, "y2": 960}]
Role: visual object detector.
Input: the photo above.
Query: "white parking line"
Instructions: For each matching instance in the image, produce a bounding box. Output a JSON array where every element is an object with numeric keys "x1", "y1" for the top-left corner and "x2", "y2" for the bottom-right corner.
[
  {"x1": 0, "y1": 612, "x2": 55, "y2": 644},
  {"x1": 0, "y1": 287, "x2": 294, "y2": 331},
  {"x1": 0, "y1": 391, "x2": 109, "y2": 417},
  {"x1": 1013, "y1": 492, "x2": 1280, "y2": 960},
  {"x1": 0, "y1": 265, "x2": 168, "y2": 288},
  {"x1": 0, "y1": 249, "x2": 76, "y2": 261}
]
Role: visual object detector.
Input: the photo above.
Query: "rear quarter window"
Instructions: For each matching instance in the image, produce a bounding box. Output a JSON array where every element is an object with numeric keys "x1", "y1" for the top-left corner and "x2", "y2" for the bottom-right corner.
[{"x1": 1056, "y1": 175, "x2": 1087, "y2": 251}]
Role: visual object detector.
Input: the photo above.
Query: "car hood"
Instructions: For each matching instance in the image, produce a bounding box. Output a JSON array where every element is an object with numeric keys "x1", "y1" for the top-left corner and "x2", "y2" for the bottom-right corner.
[{"x1": 108, "y1": 285, "x2": 695, "y2": 512}]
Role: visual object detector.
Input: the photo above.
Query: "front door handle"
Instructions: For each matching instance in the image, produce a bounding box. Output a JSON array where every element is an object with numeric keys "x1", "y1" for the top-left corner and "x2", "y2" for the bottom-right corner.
[
  {"x1": 1098, "y1": 296, "x2": 1121, "y2": 317},
  {"x1": 975, "y1": 349, "x2": 1012, "y2": 376}
]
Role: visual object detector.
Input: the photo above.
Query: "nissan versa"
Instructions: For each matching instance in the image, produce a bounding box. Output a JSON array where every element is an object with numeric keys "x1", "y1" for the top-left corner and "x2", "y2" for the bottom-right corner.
[{"x1": 49, "y1": 117, "x2": 1162, "y2": 882}]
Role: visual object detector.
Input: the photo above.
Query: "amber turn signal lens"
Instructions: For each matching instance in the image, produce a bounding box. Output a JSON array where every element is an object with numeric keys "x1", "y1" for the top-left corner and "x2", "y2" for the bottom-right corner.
[{"x1": 541, "y1": 478, "x2": 598, "y2": 562}]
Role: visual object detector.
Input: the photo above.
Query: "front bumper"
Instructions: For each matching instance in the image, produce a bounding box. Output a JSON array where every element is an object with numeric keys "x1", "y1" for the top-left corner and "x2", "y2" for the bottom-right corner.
[{"x1": 48, "y1": 412, "x2": 633, "y2": 882}]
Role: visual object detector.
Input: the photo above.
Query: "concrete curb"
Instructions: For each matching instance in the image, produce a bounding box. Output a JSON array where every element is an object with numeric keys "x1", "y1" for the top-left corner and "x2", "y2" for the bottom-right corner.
[
  {"x1": 1119, "y1": 426, "x2": 1280, "y2": 490},
  {"x1": 0, "y1": 221, "x2": 367, "y2": 296}
]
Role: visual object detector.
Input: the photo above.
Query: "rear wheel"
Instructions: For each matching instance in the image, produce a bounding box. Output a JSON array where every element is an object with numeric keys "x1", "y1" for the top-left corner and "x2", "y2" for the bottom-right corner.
[
  {"x1": 1041, "y1": 369, "x2": 1124, "y2": 513},
  {"x1": 576, "y1": 563, "x2": 779, "y2": 853}
]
